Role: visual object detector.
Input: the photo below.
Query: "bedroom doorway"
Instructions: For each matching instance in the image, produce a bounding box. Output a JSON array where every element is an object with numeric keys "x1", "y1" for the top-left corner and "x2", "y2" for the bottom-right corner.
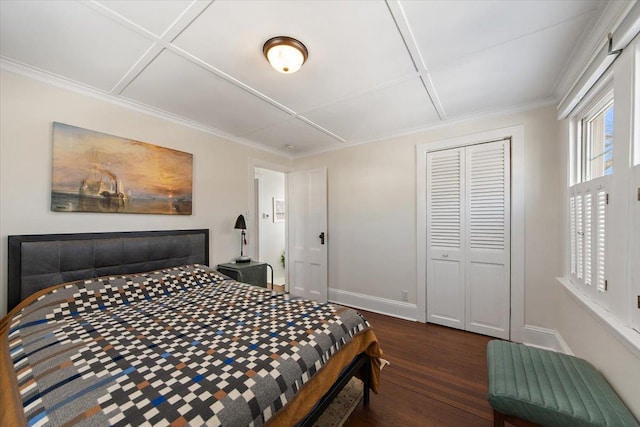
[
  {"x1": 287, "y1": 168, "x2": 328, "y2": 303},
  {"x1": 249, "y1": 162, "x2": 328, "y2": 302},
  {"x1": 254, "y1": 167, "x2": 286, "y2": 289}
]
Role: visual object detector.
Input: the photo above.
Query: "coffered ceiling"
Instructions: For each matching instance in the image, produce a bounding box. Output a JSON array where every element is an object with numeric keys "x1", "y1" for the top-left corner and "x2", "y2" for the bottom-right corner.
[{"x1": 0, "y1": 0, "x2": 610, "y2": 157}]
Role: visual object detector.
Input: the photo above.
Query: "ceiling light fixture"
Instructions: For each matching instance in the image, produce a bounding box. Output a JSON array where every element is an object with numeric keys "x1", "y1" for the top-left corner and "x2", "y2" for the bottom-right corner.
[{"x1": 263, "y1": 36, "x2": 308, "y2": 74}]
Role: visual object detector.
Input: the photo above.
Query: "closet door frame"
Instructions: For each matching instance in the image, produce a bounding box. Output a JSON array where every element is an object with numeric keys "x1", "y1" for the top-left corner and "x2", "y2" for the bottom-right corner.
[{"x1": 417, "y1": 125, "x2": 525, "y2": 342}]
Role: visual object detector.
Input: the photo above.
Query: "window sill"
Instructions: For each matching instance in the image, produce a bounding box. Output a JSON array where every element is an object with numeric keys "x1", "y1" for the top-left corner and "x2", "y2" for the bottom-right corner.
[{"x1": 556, "y1": 277, "x2": 640, "y2": 359}]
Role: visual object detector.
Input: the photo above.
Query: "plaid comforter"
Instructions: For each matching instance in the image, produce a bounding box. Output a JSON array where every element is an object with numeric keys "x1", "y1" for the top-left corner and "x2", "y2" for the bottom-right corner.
[{"x1": 1, "y1": 265, "x2": 375, "y2": 426}]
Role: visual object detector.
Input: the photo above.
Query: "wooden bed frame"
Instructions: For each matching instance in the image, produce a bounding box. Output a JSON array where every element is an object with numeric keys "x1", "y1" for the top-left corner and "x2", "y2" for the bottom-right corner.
[{"x1": 6, "y1": 229, "x2": 371, "y2": 426}]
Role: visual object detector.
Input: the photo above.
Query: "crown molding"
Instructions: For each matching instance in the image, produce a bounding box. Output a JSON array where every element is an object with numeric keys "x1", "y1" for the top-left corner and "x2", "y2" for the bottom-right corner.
[
  {"x1": 1, "y1": 57, "x2": 558, "y2": 162},
  {"x1": 554, "y1": 0, "x2": 636, "y2": 99},
  {"x1": 292, "y1": 96, "x2": 557, "y2": 159},
  {"x1": 0, "y1": 57, "x2": 294, "y2": 160}
]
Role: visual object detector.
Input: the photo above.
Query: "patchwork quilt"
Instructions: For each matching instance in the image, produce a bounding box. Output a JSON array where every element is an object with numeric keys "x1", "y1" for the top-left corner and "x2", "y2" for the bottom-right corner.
[{"x1": 1, "y1": 265, "x2": 377, "y2": 426}]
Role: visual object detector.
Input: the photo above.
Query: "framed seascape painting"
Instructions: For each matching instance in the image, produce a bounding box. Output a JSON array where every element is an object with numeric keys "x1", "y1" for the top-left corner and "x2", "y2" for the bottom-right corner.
[{"x1": 51, "y1": 122, "x2": 193, "y2": 215}]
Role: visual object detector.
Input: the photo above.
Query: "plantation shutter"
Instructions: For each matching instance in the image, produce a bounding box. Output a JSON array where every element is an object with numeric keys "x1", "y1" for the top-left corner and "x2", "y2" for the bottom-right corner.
[
  {"x1": 596, "y1": 188, "x2": 607, "y2": 292},
  {"x1": 584, "y1": 191, "x2": 593, "y2": 287},
  {"x1": 569, "y1": 178, "x2": 608, "y2": 300},
  {"x1": 570, "y1": 195, "x2": 577, "y2": 278},
  {"x1": 576, "y1": 193, "x2": 584, "y2": 282}
]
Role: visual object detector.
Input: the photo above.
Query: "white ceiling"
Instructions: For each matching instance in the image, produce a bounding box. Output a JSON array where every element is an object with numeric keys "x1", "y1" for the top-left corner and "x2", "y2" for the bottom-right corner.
[{"x1": 0, "y1": 0, "x2": 608, "y2": 157}]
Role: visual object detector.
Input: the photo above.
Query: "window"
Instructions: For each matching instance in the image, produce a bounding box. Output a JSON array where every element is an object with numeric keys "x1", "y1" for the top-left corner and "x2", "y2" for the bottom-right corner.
[
  {"x1": 577, "y1": 92, "x2": 614, "y2": 184},
  {"x1": 566, "y1": 34, "x2": 640, "y2": 339},
  {"x1": 569, "y1": 90, "x2": 612, "y2": 306},
  {"x1": 583, "y1": 101, "x2": 614, "y2": 180}
]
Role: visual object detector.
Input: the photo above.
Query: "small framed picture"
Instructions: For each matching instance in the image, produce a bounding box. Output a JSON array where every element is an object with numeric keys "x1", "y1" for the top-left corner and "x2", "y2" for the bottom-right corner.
[{"x1": 273, "y1": 197, "x2": 285, "y2": 222}]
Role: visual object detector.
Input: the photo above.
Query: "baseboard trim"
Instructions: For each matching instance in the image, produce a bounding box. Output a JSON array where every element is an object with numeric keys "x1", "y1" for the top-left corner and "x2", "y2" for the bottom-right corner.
[
  {"x1": 328, "y1": 288, "x2": 418, "y2": 321},
  {"x1": 328, "y1": 288, "x2": 574, "y2": 354},
  {"x1": 522, "y1": 325, "x2": 573, "y2": 355}
]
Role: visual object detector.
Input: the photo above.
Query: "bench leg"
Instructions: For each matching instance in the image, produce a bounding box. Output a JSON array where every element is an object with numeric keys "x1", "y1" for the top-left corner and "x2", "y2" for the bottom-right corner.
[{"x1": 494, "y1": 410, "x2": 541, "y2": 427}]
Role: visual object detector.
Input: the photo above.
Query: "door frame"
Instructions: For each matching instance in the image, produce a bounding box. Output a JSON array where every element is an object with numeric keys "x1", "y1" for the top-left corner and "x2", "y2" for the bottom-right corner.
[
  {"x1": 416, "y1": 125, "x2": 525, "y2": 342},
  {"x1": 248, "y1": 159, "x2": 292, "y2": 289}
]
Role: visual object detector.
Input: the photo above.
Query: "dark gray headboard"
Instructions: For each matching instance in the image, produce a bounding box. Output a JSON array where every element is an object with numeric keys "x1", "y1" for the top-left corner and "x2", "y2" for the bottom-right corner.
[{"x1": 7, "y1": 229, "x2": 209, "y2": 312}]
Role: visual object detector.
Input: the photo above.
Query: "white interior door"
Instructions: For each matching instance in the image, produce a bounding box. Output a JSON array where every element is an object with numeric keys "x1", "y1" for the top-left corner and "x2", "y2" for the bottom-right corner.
[
  {"x1": 287, "y1": 168, "x2": 328, "y2": 302},
  {"x1": 464, "y1": 140, "x2": 510, "y2": 339},
  {"x1": 426, "y1": 148, "x2": 465, "y2": 329},
  {"x1": 426, "y1": 139, "x2": 510, "y2": 339}
]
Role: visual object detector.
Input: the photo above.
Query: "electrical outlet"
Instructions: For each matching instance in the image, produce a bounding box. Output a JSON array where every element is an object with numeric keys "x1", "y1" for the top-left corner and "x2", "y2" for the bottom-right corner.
[{"x1": 401, "y1": 290, "x2": 408, "y2": 302}]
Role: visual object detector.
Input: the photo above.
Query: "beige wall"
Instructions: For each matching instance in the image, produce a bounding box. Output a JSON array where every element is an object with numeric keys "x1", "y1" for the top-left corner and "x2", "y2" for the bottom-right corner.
[
  {"x1": 0, "y1": 70, "x2": 290, "y2": 316},
  {"x1": 295, "y1": 105, "x2": 562, "y2": 329},
  {"x1": 557, "y1": 287, "x2": 640, "y2": 417},
  {"x1": 1, "y1": 69, "x2": 562, "y2": 329},
  {"x1": 2, "y1": 68, "x2": 638, "y2": 416}
]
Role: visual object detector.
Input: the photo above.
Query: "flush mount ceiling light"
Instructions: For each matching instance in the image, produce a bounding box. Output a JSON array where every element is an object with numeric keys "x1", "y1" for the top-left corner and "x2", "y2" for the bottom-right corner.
[{"x1": 263, "y1": 36, "x2": 308, "y2": 74}]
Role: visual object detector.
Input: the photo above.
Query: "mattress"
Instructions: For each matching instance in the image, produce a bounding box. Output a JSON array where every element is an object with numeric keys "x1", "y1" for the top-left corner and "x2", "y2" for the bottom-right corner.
[{"x1": 1, "y1": 264, "x2": 381, "y2": 426}]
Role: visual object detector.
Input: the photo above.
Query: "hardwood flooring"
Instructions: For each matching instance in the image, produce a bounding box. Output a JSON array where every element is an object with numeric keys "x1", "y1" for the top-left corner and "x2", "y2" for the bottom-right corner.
[{"x1": 345, "y1": 310, "x2": 495, "y2": 427}]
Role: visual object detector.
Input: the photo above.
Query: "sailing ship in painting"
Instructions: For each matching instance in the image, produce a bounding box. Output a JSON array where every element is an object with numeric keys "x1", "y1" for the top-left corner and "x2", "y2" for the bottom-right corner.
[{"x1": 79, "y1": 148, "x2": 129, "y2": 205}]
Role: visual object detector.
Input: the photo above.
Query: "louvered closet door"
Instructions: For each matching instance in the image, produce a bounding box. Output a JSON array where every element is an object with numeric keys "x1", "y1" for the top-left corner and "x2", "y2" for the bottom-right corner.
[
  {"x1": 464, "y1": 140, "x2": 510, "y2": 339},
  {"x1": 426, "y1": 140, "x2": 510, "y2": 339},
  {"x1": 426, "y1": 148, "x2": 465, "y2": 329}
]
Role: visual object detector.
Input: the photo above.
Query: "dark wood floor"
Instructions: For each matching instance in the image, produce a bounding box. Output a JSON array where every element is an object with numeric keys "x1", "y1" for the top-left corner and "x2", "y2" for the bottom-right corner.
[{"x1": 346, "y1": 310, "x2": 495, "y2": 427}]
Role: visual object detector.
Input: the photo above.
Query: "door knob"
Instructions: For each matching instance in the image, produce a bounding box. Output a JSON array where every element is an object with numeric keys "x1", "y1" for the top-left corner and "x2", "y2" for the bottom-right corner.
[{"x1": 319, "y1": 232, "x2": 325, "y2": 245}]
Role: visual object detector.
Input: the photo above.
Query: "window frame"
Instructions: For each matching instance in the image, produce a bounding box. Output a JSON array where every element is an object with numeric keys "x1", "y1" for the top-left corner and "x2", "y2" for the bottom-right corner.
[
  {"x1": 564, "y1": 35, "x2": 640, "y2": 348},
  {"x1": 569, "y1": 81, "x2": 614, "y2": 309},
  {"x1": 582, "y1": 98, "x2": 614, "y2": 181},
  {"x1": 578, "y1": 89, "x2": 614, "y2": 184}
]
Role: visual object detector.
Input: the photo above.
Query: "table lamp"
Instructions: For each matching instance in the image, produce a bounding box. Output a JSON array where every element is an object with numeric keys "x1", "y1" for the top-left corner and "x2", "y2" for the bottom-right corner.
[{"x1": 234, "y1": 214, "x2": 251, "y2": 263}]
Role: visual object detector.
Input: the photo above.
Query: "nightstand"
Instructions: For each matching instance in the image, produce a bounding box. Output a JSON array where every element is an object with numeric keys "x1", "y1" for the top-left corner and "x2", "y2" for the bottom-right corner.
[{"x1": 217, "y1": 261, "x2": 267, "y2": 288}]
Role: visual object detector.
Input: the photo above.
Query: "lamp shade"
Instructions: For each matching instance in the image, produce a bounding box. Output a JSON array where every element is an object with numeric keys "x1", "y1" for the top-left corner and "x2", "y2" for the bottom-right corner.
[
  {"x1": 263, "y1": 36, "x2": 308, "y2": 74},
  {"x1": 234, "y1": 214, "x2": 247, "y2": 230}
]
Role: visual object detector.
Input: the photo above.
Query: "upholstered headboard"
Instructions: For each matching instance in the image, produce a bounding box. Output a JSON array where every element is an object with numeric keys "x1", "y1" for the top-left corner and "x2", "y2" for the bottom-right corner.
[{"x1": 7, "y1": 229, "x2": 209, "y2": 312}]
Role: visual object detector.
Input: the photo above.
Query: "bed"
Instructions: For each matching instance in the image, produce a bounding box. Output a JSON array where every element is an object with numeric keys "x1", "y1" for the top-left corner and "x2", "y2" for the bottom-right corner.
[{"x1": 1, "y1": 229, "x2": 382, "y2": 426}]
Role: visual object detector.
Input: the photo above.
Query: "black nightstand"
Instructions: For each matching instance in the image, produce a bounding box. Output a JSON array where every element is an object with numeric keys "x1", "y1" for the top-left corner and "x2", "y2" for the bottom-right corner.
[{"x1": 217, "y1": 261, "x2": 267, "y2": 288}]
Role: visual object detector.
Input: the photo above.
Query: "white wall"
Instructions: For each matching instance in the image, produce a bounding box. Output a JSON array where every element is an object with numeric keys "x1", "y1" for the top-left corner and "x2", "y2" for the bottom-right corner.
[
  {"x1": 255, "y1": 167, "x2": 286, "y2": 284},
  {"x1": 0, "y1": 69, "x2": 290, "y2": 316},
  {"x1": 295, "y1": 105, "x2": 562, "y2": 330}
]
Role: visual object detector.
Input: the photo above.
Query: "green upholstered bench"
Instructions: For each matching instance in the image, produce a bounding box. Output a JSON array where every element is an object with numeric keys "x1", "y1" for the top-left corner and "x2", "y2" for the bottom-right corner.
[{"x1": 487, "y1": 340, "x2": 639, "y2": 427}]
